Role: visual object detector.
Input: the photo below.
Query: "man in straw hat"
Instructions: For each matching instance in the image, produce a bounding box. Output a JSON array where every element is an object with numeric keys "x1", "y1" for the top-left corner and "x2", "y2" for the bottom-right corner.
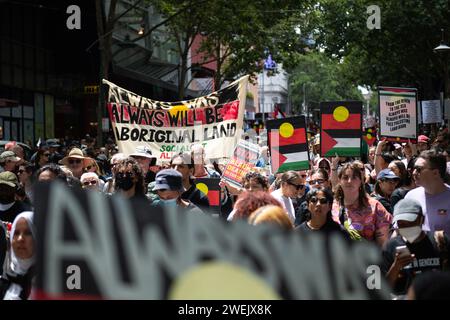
[{"x1": 60, "y1": 148, "x2": 90, "y2": 179}]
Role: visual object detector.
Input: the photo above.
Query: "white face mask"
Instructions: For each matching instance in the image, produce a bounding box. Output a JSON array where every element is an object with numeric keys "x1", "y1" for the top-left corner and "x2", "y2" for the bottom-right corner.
[{"x1": 398, "y1": 226, "x2": 422, "y2": 243}]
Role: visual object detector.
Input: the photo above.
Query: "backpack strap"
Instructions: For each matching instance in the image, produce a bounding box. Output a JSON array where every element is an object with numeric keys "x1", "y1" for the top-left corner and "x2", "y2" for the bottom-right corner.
[{"x1": 434, "y1": 231, "x2": 449, "y2": 271}]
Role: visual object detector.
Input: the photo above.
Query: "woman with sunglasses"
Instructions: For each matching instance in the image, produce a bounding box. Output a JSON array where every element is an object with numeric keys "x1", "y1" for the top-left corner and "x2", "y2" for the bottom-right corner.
[
  {"x1": 294, "y1": 168, "x2": 331, "y2": 226},
  {"x1": 32, "y1": 148, "x2": 50, "y2": 172},
  {"x1": 270, "y1": 171, "x2": 306, "y2": 224},
  {"x1": 83, "y1": 158, "x2": 105, "y2": 192},
  {"x1": 16, "y1": 162, "x2": 34, "y2": 204},
  {"x1": 80, "y1": 172, "x2": 100, "y2": 192},
  {"x1": 296, "y1": 188, "x2": 350, "y2": 239}
]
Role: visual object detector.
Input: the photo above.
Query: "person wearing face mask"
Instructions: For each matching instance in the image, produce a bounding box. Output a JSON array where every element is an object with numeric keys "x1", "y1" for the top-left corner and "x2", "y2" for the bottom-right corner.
[
  {"x1": 113, "y1": 158, "x2": 146, "y2": 200},
  {"x1": 0, "y1": 211, "x2": 35, "y2": 300},
  {"x1": 152, "y1": 169, "x2": 204, "y2": 214},
  {"x1": 381, "y1": 199, "x2": 450, "y2": 298},
  {"x1": 0, "y1": 172, "x2": 31, "y2": 223}
]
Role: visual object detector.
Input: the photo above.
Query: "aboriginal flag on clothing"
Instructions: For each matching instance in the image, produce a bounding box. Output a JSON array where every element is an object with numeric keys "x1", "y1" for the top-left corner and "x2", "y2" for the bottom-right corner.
[
  {"x1": 194, "y1": 178, "x2": 221, "y2": 216},
  {"x1": 266, "y1": 116, "x2": 310, "y2": 173},
  {"x1": 320, "y1": 101, "x2": 362, "y2": 157}
]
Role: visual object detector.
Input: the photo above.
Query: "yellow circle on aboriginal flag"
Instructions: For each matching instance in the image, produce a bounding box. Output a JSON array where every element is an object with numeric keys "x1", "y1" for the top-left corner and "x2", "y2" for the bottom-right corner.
[
  {"x1": 168, "y1": 261, "x2": 280, "y2": 300},
  {"x1": 367, "y1": 134, "x2": 372, "y2": 139},
  {"x1": 333, "y1": 106, "x2": 349, "y2": 122},
  {"x1": 279, "y1": 122, "x2": 294, "y2": 138},
  {"x1": 196, "y1": 183, "x2": 209, "y2": 195}
]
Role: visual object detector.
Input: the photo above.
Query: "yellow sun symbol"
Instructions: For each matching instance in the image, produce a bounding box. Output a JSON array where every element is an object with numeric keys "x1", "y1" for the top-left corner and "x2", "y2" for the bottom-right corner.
[
  {"x1": 279, "y1": 122, "x2": 294, "y2": 138},
  {"x1": 333, "y1": 106, "x2": 349, "y2": 122},
  {"x1": 196, "y1": 182, "x2": 209, "y2": 195}
]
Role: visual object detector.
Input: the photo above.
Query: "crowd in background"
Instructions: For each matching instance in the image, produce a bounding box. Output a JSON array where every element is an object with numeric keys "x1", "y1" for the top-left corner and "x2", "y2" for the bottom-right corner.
[{"x1": 0, "y1": 126, "x2": 449, "y2": 300}]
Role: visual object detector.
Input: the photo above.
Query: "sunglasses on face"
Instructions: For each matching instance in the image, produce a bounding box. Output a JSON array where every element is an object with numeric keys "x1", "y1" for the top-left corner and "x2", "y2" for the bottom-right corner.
[
  {"x1": 17, "y1": 169, "x2": 25, "y2": 174},
  {"x1": 288, "y1": 182, "x2": 305, "y2": 190},
  {"x1": 86, "y1": 165, "x2": 93, "y2": 171},
  {"x1": 69, "y1": 159, "x2": 82, "y2": 165},
  {"x1": 83, "y1": 180, "x2": 97, "y2": 186},
  {"x1": 414, "y1": 165, "x2": 432, "y2": 173},
  {"x1": 309, "y1": 179, "x2": 325, "y2": 185},
  {"x1": 309, "y1": 197, "x2": 328, "y2": 205},
  {"x1": 380, "y1": 179, "x2": 398, "y2": 184}
]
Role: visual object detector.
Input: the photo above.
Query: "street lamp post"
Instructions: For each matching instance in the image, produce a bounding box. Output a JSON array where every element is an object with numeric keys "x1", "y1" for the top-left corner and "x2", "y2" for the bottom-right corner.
[{"x1": 434, "y1": 29, "x2": 450, "y2": 128}]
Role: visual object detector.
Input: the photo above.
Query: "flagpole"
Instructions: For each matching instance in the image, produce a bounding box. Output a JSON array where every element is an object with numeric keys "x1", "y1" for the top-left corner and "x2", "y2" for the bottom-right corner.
[{"x1": 262, "y1": 69, "x2": 265, "y2": 124}]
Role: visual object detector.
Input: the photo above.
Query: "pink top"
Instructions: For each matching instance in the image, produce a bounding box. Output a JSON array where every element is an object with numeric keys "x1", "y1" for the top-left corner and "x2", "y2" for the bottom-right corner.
[{"x1": 331, "y1": 197, "x2": 392, "y2": 243}]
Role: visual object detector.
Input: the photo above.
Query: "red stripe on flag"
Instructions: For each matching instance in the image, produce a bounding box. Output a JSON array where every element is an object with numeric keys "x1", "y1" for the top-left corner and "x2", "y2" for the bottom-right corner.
[
  {"x1": 269, "y1": 128, "x2": 306, "y2": 147},
  {"x1": 208, "y1": 190, "x2": 220, "y2": 206},
  {"x1": 321, "y1": 114, "x2": 360, "y2": 130}
]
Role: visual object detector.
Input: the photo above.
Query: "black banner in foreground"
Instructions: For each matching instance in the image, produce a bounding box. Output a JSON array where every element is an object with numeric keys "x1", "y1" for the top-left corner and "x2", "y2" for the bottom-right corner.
[{"x1": 33, "y1": 182, "x2": 390, "y2": 299}]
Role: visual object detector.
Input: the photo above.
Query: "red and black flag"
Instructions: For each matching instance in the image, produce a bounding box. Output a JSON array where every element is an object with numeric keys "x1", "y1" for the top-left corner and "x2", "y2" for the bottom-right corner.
[
  {"x1": 266, "y1": 116, "x2": 310, "y2": 173},
  {"x1": 363, "y1": 127, "x2": 377, "y2": 147},
  {"x1": 194, "y1": 178, "x2": 221, "y2": 215},
  {"x1": 320, "y1": 101, "x2": 362, "y2": 157}
]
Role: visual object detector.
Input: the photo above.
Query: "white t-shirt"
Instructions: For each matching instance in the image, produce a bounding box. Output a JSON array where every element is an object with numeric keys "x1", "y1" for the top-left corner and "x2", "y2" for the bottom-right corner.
[
  {"x1": 271, "y1": 189, "x2": 295, "y2": 223},
  {"x1": 405, "y1": 185, "x2": 450, "y2": 235}
]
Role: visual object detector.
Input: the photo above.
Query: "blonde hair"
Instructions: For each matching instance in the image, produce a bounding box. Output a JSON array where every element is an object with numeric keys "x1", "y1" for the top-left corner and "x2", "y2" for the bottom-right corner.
[{"x1": 248, "y1": 205, "x2": 294, "y2": 230}]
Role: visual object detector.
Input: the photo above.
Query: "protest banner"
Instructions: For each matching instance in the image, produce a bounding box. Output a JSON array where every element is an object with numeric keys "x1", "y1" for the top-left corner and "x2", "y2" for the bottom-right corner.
[
  {"x1": 103, "y1": 76, "x2": 248, "y2": 162},
  {"x1": 378, "y1": 87, "x2": 417, "y2": 142},
  {"x1": 320, "y1": 101, "x2": 362, "y2": 157},
  {"x1": 33, "y1": 182, "x2": 390, "y2": 300},
  {"x1": 194, "y1": 177, "x2": 221, "y2": 216},
  {"x1": 421, "y1": 100, "x2": 443, "y2": 124},
  {"x1": 222, "y1": 139, "x2": 260, "y2": 187},
  {"x1": 266, "y1": 116, "x2": 310, "y2": 173}
]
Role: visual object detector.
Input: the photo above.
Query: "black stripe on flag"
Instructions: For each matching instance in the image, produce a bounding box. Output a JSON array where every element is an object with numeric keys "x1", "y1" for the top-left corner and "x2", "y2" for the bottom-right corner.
[
  {"x1": 266, "y1": 116, "x2": 306, "y2": 131},
  {"x1": 322, "y1": 129, "x2": 362, "y2": 138},
  {"x1": 277, "y1": 143, "x2": 309, "y2": 155},
  {"x1": 320, "y1": 101, "x2": 362, "y2": 114}
]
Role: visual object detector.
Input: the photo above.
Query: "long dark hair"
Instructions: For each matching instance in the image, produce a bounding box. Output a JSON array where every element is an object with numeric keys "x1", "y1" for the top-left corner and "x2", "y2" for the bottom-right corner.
[
  {"x1": 305, "y1": 187, "x2": 334, "y2": 222},
  {"x1": 335, "y1": 162, "x2": 369, "y2": 209},
  {"x1": 114, "y1": 157, "x2": 145, "y2": 196},
  {"x1": 390, "y1": 160, "x2": 411, "y2": 187}
]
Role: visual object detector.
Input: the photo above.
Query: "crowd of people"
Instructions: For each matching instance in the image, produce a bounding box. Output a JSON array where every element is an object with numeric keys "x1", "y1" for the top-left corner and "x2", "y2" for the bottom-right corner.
[{"x1": 0, "y1": 126, "x2": 449, "y2": 300}]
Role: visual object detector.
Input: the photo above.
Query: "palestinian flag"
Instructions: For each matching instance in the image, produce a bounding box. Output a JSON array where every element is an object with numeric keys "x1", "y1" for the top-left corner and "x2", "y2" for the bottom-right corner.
[
  {"x1": 266, "y1": 116, "x2": 310, "y2": 173},
  {"x1": 320, "y1": 101, "x2": 362, "y2": 157},
  {"x1": 194, "y1": 178, "x2": 221, "y2": 215}
]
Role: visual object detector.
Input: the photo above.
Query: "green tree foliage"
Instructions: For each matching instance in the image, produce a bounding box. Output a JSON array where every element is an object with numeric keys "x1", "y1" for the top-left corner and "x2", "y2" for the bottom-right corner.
[
  {"x1": 315, "y1": 0, "x2": 450, "y2": 99},
  {"x1": 289, "y1": 52, "x2": 364, "y2": 114},
  {"x1": 153, "y1": 0, "x2": 316, "y2": 97}
]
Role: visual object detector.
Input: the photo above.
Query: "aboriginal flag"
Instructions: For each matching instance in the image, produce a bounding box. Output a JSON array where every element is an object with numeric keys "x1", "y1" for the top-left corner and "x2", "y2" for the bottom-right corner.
[
  {"x1": 266, "y1": 116, "x2": 310, "y2": 173},
  {"x1": 194, "y1": 178, "x2": 221, "y2": 215},
  {"x1": 320, "y1": 101, "x2": 362, "y2": 157},
  {"x1": 363, "y1": 127, "x2": 377, "y2": 147}
]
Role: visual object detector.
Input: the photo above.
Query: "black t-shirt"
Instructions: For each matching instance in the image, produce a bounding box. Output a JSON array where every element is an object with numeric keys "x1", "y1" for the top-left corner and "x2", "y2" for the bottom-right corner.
[
  {"x1": 0, "y1": 201, "x2": 32, "y2": 223},
  {"x1": 296, "y1": 219, "x2": 351, "y2": 241},
  {"x1": 390, "y1": 187, "x2": 411, "y2": 209},
  {"x1": 382, "y1": 232, "x2": 450, "y2": 295},
  {"x1": 182, "y1": 185, "x2": 210, "y2": 212}
]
